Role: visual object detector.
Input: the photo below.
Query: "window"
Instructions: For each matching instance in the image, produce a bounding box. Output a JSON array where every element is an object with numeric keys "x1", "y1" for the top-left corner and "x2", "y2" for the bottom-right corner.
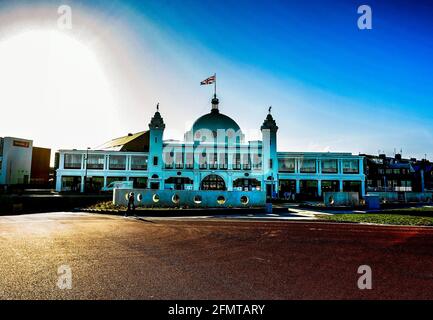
[
  {"x1": 252, "y1": 153, "x2": 262, "y2": 170},
  {"x1": 321, "y1": 159, "x2": 338, "y2": 174},
  {"x1": 201, "y1": 174, "x2": 226, "y2": 190},
  {"x1": 87, "y1": 154, "x2": 104, "y2": 170},
  {"x1": 199, "y1": 151, "x2": 207, "y2": 169},
  {"x1": 342, "y1": 159, "x2": 359, "y2": 174},
  {"x1": 109, "y1": 155, "x2": 126, "y2": 170},
  {"x1": 300, "y1": 159, "x2": 316, "y2": 173},
  {"x1": 401, "y1": 180, "x2": 411, "y2": 187},
  {"x1": 164, "y1": 152, "x2": 173, "y2": 169},
  {"x1": 233, "y1": 153, "x2": 241, "y2": 170},
  {"x1": 131, "y1": 156, "x2": 147, "y2": 170},
  {"x1": 209, "y1": 153, "x2": 218, "y2": 169},
  {"x1": 269, "y1": 159, "x2": 273, "y2": 169},
  {"x1": 278, "y1": 158, "x2": 295, "y2": 172},
  {"x1": 131, "y1": 177, "x2": 148, "y2": 188},
  {"x1": 242, "y1": 154, "x2": 251, "y2": 170},
  {"x1": 175, "y1": 152, "x2": 184, "y2": 169},
  {"x1": 185, "y1": 152, "x2": 194, "y2": 169},
  {"x1": 219, "y1": 152, "x2": 228, "y2": 169},
  {"x1": 233, "y1": 178, "x2": 261, "y2": 191},
  {"x1": 61, "y1": 176, "x2": 81, "y2": 192},
  {"x1": 64, "y1": 154, "x2": 82, "y2": 169},
  {"x1": 153, "y1": 156, "x2": 158, "y2": 166}
]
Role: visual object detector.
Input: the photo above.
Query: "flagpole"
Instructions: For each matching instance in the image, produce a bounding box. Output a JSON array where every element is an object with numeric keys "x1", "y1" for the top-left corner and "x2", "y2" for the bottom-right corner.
[{"x1": 214, "y1": 73, "x2": 216, "y2": 96}]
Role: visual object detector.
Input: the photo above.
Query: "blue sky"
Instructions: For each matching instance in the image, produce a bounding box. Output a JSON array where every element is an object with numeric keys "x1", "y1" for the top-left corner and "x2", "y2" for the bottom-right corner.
[
  {"x1": 122, "y1": 0, "x2": 433, "y2": 112},
  {"x1": 1, "y1": 0, "x2": 432, "y2": 159}
]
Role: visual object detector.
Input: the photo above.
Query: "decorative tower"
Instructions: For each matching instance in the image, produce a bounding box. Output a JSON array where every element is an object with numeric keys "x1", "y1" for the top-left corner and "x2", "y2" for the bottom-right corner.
[
  {"x1": 260, "y1": 107, "x2": 279, "y2": 197},
  {"x1": 148, "y1": 103, "x2": 165, "y2": 190}
]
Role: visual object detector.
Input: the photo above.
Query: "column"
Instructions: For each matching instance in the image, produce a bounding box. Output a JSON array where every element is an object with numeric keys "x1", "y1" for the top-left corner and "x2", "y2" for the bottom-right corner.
[
  {"x1": 59, "y1": 153, "x2": 65, "y2": 169},
  {"x1": 80, "y1": 175, "x2": 85, "y2": 193},
  {"x1": 361, "y1": 180, "x2": 366, "y2": 197},
  {"x1": 193, "y1": 172, "x2": 200, "y2": 190},
  {"x1": 339, "y1": 180, "x2": 343, "y2": 192},
  {"x1": 359, "y1": 158, "x2": 364, "y2": 175},
  {"x1": 317, "y1": 180, "x2": 322, "y2": 197},
  {"x1": 296, "y1": 179, "x2": 301, "y2": 194},
  {"x1": 227, "y1": 174, "x2": 233, "y2": 191},
  {"x1": 55, "y1": 175, "x2": 62, "y2": 192}
]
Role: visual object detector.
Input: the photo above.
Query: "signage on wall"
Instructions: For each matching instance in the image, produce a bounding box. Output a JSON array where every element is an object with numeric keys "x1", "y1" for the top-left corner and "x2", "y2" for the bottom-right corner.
[{"x1": 13, "y1": 140, "x2": 30, "y2": 148}]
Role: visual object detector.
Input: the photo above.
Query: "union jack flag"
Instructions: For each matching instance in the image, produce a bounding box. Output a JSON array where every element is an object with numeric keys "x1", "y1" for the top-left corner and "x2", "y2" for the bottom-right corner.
[{"x1": 200, "y1": 75, "x2": 216, "y2": 85}]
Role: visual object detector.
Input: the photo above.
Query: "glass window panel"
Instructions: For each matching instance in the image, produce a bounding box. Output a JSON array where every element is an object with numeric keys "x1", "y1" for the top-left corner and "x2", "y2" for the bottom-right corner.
[
  {"x1": 131, "y1": 155, "x2": 148, "y2": 170},
  {"x1": 109, "y1": 155, "x2": 126, "y2": 170},
  {"x1": 87, "y1": 154, "x2": 104, "y2": 170},
  {"x1": 342, "y1": 159, "x2": 359, "y2": 174},
  {"x1": 278, "y1": 158, "x2": 295, "y2": 172},
  {"x1": 64, "y1": 154, "x2": 82, "y2": 169},
  {"x1": 300, "y1": 159, "x2": 316, "y2": 173},
  {"x1": 321, "y1": 159, "x2": 338, "y2": 174}
]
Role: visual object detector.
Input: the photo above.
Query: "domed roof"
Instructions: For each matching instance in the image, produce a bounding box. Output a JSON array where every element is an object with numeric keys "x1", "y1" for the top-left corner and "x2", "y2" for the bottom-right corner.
[{"x1": 192, "y1": 109, "x2": 241, "y2": 134}]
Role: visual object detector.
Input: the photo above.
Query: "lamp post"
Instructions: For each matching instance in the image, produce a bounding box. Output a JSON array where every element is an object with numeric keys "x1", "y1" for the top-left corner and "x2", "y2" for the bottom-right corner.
[{"x1": 84, "y1": 147, "x2": 90, "y2": 193}]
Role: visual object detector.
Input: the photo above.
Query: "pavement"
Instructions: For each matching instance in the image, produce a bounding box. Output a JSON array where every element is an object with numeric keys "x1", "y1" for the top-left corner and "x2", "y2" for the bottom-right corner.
[{"x1": 1, "y1": 212, "x2": 433, "y2": 300}]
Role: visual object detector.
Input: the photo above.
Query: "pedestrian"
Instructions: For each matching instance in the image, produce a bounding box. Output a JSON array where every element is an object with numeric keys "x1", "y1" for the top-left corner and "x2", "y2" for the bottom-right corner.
[{"x1": 126, "y1": 192, "x2": 135, "y2": 217}]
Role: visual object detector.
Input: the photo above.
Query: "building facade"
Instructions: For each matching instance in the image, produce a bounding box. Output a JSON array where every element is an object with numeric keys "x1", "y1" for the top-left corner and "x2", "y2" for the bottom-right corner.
[
  {"x1": 0, "y1": 137, "x2": 52, "y2": 188},
  {"x1": 55, "y1": 96, "x2": 365, "y2": 199},
  {"x1": 363, "y1": 153, "x2": 433, "y2": 193},
  {"x1": 0, "y1": 137, "x2": 33, "y2": 186}
]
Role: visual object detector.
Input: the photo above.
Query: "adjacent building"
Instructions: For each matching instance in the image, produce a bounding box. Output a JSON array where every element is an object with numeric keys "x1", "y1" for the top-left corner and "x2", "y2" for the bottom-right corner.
[
  {"x1": 55, "y1": 95, "x2": 365, "y2": 199},
  {"x1": 363, "y1": 153, "x2": 433, "y2": 193},
  {"x1": 0, "y1": 137, "x2": 51, "y2": 188}
]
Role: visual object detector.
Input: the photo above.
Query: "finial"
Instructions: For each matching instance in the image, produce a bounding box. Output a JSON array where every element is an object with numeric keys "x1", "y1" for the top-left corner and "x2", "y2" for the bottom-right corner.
[
  {"x1": 268, "y1": 106, "x2": 272, "y2": 114},
  {"x1": 211, "y1": 94, "x2": 219, "y2": 112},
  {"x1": 156, "y1": 102, "x2": 159, "y2": 111}
]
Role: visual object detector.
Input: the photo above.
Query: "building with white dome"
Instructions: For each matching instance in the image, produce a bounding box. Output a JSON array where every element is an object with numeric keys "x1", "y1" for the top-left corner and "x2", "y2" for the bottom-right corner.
[{"x1": 55, "y1": 94, "x2": 365, "y2": 205}]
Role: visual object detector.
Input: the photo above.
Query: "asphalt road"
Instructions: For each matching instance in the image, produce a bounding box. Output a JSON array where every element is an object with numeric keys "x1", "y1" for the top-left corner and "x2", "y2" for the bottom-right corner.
[{"x1": 0, "y1": 212, "x2": 433, "y2": 300}]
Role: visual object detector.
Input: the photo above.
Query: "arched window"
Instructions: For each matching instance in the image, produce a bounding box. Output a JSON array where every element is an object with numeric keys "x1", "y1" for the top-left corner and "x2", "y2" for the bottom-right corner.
[{"x1": 200, "y1": 174, "x2": 226, "y2": 191}]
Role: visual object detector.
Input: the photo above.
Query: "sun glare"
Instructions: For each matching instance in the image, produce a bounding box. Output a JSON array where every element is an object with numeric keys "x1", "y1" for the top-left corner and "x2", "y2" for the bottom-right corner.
[{"x1": 0, "y1": 29, "x2": 116, "y2": 149}]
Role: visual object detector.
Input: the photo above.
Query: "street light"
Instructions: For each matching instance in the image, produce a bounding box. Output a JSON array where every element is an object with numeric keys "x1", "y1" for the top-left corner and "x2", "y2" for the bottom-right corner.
[{"x1": 84, "y1": 147, "x2": 90, "y2": 193}]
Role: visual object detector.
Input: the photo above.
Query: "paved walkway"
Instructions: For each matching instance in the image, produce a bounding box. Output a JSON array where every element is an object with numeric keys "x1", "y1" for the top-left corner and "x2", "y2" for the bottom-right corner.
[{"x1": 1, "y1": 212, "x2": 433, "y2": 299}]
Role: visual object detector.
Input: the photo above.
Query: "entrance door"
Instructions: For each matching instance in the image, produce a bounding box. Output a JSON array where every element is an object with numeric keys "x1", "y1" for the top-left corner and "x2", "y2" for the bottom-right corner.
[{"x1": 266, "y1": 184, "x2": 273, "y2": 198}]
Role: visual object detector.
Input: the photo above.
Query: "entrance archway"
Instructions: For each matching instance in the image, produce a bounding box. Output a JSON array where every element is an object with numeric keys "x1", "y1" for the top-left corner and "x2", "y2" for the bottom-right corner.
[{"x1": 200, "y1": 174, "x2": 226, "y2": 190}]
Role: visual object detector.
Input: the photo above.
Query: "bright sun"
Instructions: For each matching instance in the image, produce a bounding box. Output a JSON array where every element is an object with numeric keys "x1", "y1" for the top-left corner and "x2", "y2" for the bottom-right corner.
[{"x1": 0, "y1": 29, "x2": 116, "y2": 149}]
